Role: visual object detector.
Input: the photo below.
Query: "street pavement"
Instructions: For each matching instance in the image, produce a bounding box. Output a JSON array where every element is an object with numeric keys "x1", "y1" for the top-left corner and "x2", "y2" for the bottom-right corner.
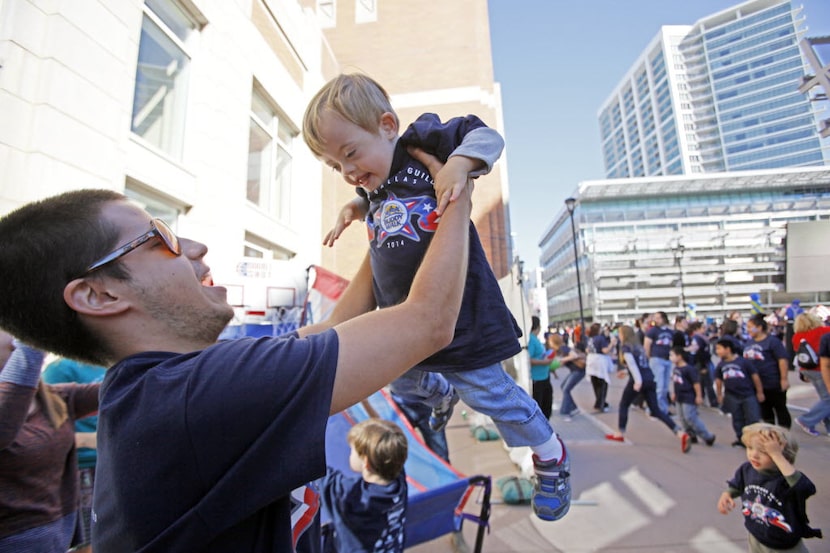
[{"x1": 408, "y1": 371, "x2": 830, "y2": 553}]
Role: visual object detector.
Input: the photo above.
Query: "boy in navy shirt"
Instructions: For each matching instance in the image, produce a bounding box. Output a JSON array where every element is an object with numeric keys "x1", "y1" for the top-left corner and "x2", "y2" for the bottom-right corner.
[
  {"x1": 320, "y1": 419, "x2": 408, "y2": 553},
  {"x1": 670, "y1": 346, "x2": 715, "y2": 446},
  {"x1": 716, "y1": 338, "x2": 764, "y2": 447},
  {"x1": 717, "y1": 423, "x2": 821, "y2": 551},
  {"x1": 303, "y1": 73, "x2": 570, "y2": 521}
]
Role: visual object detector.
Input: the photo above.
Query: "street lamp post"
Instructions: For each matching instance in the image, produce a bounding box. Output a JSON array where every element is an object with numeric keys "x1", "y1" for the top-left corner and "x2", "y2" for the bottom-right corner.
[
  {"x1": 673, "y1": 243, "x2": 686, "y2": 312},
  {"x1": 565, "y1": 197, "x2": 585, "y2": 342}
]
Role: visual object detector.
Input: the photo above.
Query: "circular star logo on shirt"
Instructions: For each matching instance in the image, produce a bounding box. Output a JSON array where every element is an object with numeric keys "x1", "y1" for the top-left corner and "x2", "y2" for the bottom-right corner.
[{"x1": 380, "y1": 200, "x2": 407, "y2": 233}]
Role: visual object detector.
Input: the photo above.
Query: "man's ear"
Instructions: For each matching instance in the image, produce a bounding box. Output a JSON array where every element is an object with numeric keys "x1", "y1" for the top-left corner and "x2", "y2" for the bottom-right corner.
[
  {"x1": 379, "y1": 112, "x2": 398, "y2": 139},
  {"x1": 64, "y1": 278, "x2": 130, "y2": 317}
]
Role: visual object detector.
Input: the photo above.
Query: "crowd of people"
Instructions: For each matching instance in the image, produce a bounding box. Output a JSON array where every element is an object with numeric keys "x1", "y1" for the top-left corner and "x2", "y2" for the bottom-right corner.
[{"x1": 535, "y1": 309, "x2": 830, "y2": 447}]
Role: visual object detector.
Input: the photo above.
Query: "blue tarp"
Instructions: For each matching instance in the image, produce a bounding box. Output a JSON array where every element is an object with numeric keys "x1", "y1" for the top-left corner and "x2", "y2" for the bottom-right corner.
[{"x1": 323, "y1": 389, "x2": 491, "y2": 550}]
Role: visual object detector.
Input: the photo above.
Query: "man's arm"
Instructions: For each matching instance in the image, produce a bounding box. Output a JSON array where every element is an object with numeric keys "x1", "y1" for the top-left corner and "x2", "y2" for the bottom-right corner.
[
  {"x1": 643, "y1": 336, "x2": 653, "y2": 358},
  {"x1": 297, "y1": 252, "x2": 376, "y2": 338},
  {"x1": 327, "y1": 170, "x2": 472, "y2": 414}
]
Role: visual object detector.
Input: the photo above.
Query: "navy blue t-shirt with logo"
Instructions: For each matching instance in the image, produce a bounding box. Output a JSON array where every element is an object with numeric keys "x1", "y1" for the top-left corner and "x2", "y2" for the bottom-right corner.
[
  {"x1": 646, "y1": 326, "x2": 674, "y2": 360},
  {"x1": 358, "y1": 114, "x2": 521, "y2": 373},
  {"x1": 716, "y1": 356, "x2": 758, "y2": 398}
]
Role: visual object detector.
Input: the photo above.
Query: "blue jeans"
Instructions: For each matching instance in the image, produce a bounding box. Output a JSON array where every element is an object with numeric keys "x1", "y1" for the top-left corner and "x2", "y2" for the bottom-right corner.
[
  {"x1": 391, "y1": 364, "x2": 553, "y2": 447},
  {"x1": 649, "y1": 357, "x2": 673, "y2": 414},
  {"x1": 678, "y1": 402, "x2": 714, "y2": 441},
  {"x1": 723, "y1": 392, "x2": 761, "y2": 440},
  {"x1": 389, "y1": 369, "x2": 454, "y2": 410},
  {"x1": 391, "y1": 392, "x2": 450, "y2": 462},
  {"x1": 798, "y1": 370, "x2": 830, "y2": 432},
  {"x1": 559, "y1": 369, "x2": 586, "y2": 415},
  {"x1": 449, "y1": 362, "x2": 553, "y2": 447}
]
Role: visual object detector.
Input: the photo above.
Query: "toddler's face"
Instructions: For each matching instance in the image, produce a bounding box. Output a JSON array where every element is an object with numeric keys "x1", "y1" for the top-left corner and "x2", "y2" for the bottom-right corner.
[
  {"x1": 316, "y1": 110, "x2": 397, "y2": 194},
  {"x1": 348, "y1": 445, "x2": 363, "y2": 473}
]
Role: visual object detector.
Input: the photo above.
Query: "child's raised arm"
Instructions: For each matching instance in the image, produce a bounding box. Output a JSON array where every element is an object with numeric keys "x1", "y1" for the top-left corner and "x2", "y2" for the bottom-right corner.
[{"x1": 323, "y1": 196, "x2": 370, "y2": 247}]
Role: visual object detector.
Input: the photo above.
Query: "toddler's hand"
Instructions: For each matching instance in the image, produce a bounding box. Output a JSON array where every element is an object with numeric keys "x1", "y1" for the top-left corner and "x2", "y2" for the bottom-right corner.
[
  {"x1": 323, "y1": 198, "x2": 368, "y2": 247},
  {"x1": 758, "y1": 430, "x2": 783, "y2": 457},
  {"x1": 717, "y1": 492, "x2": 735, "y2": 514}
]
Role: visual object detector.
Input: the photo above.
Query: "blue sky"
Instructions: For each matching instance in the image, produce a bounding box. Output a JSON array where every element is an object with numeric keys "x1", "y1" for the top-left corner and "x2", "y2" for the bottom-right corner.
[{"x1": 488, "y1": 0, "x2": 830, "y2": 269}]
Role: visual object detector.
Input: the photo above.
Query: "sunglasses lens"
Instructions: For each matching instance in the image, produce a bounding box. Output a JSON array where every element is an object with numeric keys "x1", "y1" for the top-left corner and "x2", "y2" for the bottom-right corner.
[{"x1": 154, "y1": 220, "x2": 181, "y2": 255}]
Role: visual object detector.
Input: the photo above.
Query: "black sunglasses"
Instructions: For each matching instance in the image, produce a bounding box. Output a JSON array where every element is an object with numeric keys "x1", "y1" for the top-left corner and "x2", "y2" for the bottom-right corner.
[{"x1": 82, "y1": 218, "x2": 181, "y2": 275}]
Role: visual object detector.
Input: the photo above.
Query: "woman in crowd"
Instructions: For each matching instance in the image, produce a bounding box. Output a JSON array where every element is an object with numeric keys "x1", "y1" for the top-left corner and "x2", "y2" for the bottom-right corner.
[
  {"x1": 791, "y1": 312, "x2": 830, "y2": 437},
  {"x1": 743, "y1": 314, "x2": 791, "y2": 428},
  {"x1": 586, "y1": 323, "x2": 616, "y2": 413},
  {"x1": 605, "y1": 326, "x2": 691, "y2": 453},
  {"x1": 0, "y1": 332, "x2": 100, "y2": 552}
]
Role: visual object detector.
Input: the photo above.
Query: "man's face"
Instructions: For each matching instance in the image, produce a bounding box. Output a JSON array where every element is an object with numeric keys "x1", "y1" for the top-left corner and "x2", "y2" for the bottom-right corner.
[
  {"x1": 316, "y1": 109, "x2": 398, "y2": 194},
  {"x1": 98, "y1": 201, "x2": 234, "y2": 344}
]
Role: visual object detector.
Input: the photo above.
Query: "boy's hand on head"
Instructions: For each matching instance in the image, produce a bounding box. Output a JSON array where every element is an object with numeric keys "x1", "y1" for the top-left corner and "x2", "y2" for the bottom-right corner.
[
  {"x1": 759, "y1": 430, "x2": 783, "y2": 457},
  {"x1": 323, "y1": 198, "x2": 368, "y2": 247}
]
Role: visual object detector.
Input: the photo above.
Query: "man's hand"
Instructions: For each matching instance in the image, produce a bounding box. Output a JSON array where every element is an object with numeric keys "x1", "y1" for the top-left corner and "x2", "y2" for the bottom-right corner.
[{"x1": 408, "y1": 146, "x2": 476, "y2": 216}]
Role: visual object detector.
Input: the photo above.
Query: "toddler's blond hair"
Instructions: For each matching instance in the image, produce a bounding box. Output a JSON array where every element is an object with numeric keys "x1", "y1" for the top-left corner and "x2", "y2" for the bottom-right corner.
[
  {"x1": 741, "y1": 422, "x2": 798, "y2": 463},
  {"x1": 303, "y1": 73, "x2": 399, "y2": 157}
]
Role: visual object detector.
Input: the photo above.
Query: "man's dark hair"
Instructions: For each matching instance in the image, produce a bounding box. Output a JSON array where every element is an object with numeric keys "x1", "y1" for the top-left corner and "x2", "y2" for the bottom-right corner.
[
  {"x1": 531, "y1": 315, "x2": 540, "y2": 333},
  {"x1": 655, "y1": 311, "x2": 668, "y2": 325},
  {"x1": 0, "y1": 189, "x2": 128, "y2": 364}
]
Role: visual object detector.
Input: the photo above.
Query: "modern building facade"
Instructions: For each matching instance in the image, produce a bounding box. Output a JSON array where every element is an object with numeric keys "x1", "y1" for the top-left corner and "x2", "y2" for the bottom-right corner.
[
  {"x1": 599, "y1": 0, "x2": 828, "y2": 180},
  {"x1": 541, "y1": 166, "x2": 830, "y2": 325}
]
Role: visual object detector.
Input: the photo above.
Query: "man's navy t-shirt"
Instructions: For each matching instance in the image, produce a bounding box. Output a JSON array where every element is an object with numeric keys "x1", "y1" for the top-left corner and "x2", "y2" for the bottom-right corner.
[{"x1": 92, "y1": 331, "x2": 338, "y2": 553}]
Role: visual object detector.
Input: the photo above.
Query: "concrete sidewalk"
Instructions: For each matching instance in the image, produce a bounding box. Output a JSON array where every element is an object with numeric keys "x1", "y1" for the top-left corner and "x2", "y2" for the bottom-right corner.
[{"x1": 409, "y1": 372, "x2": 829, "y2": 553}]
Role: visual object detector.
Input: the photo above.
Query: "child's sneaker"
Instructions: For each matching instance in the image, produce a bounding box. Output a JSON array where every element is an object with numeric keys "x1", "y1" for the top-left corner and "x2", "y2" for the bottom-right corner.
[
  {"x1": 531, "y1": 442, "x2": 571, "y2": 521},
  {"x1": 429, "y1": 388, "x2": 459, "y2": 432},
  {"x1": 680, "y1": 432, "x2": 691, "y2": 453}
]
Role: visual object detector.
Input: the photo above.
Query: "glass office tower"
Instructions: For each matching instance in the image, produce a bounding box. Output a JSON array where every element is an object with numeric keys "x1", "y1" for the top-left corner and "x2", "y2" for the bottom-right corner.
[{"x1": 599, "y1": 0, "x2": 827, "y2": 179}]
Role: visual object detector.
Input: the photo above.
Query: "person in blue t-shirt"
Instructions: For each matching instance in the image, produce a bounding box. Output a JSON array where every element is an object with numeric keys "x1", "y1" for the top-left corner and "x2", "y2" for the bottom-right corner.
[
  {"x1": 716, "y1": 338, "x2": 764, "y2": 447},
  {"x1": 644, "y1": 311, "x2": 675, "y2": 415},
  {"x1": 717, "y1": 423, "x2": 822, "y2": 551},
  {"x1": 0, "y1": 178, "x2": 472, "y2": 553},
  {"x1": 303, "y1": 73, "x2": 570, "y2": 522},
  {"x1": 320, "y1": 419, "x2": 408, "y2": 553},
  {"x1": 744, "y1": 314, "x2": 791, "y2": 429},
  {"x1": 528, "y1": 316, "x2": 555, "y2": 420},
  {"x1": 42, "y1": 358, "x2": 107, "y2": 553}
]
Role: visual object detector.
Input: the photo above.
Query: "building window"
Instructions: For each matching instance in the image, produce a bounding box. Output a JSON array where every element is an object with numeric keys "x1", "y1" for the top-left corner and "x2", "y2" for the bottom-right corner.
[
  {"x1": 355, "y1": 0, "x2": 377, "y2": 23},
  {"x1": 131, "y1": 0, "x2": 199, "y2": 160},
  {"x1": 247, "y1": 86, "x2": 294, "y2": 223},
  {"x1": 243, "y1": 232, "x2": 294, "y2": 260},
  {"x1": 318, "y1": 0, "x2": 336, "y2": 27},
  {"x1": 125, "y1": 181, "x2": 184, "y2": 231}
]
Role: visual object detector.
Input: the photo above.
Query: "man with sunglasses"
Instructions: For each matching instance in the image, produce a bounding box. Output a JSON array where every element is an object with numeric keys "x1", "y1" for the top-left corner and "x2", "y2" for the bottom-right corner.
[{"x1": 0, "y1": 152, "x2": 471, "y2": 553}]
